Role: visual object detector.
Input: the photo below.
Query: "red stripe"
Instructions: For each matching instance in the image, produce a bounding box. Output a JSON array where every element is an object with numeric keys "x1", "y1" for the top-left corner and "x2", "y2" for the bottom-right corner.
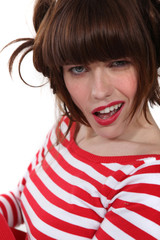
[
  {"x1": 23, "y1": 187, "x2": 96, "y2": 238},
  {"x1": 87, "y1": 163, "x2": 115, "y2": 178},
  {"x1": 42, "y1": 158, "x2": 102, "y2": 208},
  {"x1": 61, "y1": 138, "x2": 130, "y2": 181},
  {"x1": 107, "y1": 211, "x2": 157, "y2": 239},
  {"x1": 11, "y1": 192, "x2": 24, "y2": 224},
  {"x1": 133, "y1": 164, "x2": 160, "y2": 175},
  {"x1": 21, "y1": 202, "x2": 56, "y2": 240},
  {"x1": 95, "y1": 227, "x2": 115, "y2": 240},
  {"x1": 0, "y1": 201, "x2": 8, "y2": 222},
  {"x1": 49, "y1": 145, "x2": 107, "y2": 194},
  {"x1": 49, "y1": 141, "x2": 135, "y2": 200},
  {"x1": 30, "y1": 169, "x2": 103, "y2": 222},
  {"x1": 27, "y1": 163, "x2": 33, "y2": 174},
  {"x1": 50, "y1": 136, "x2": 116, "y2": 178},
  {"x1": 110, "y1": 170, "x2": 129, "y2": 182},
  {"x1": 21, "y1": 178, "x2": 26, "y2": 186},
  {"x1": 112, "y1": 198, "x2": 160, "y2": 225},
  {"x1": 46, "y1": 129, "x2": 130, "y2": 204},
  {"x1": 123, "y1": 183, "x2": 160, "y2": 197},
  {"x1": 55, "y1": 117, "x2": 71, "y2": 145},
  {"x1": 1, "y1": 194, "x2": 18, "y2": 227},
  {"x1": 0, "y1": 214, "x2": 15, "y2": 240}
]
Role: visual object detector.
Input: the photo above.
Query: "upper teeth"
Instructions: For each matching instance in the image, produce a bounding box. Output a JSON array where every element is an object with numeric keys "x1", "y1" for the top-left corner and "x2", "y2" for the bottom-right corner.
[{"x1": 98, "y1": 103, "x2": 122, "y2": 114}]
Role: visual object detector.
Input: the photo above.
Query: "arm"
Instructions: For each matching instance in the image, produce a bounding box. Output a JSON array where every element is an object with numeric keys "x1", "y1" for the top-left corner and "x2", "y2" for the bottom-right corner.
[{"x1": 93, "y1": 159, "x2": 160, "y2": 240}]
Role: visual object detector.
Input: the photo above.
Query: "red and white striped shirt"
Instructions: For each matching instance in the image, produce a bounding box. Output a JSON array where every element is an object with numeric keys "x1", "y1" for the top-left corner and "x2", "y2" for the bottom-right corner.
[{"x1": 0, "y1": 117, "x2": 160, "y2": 239}]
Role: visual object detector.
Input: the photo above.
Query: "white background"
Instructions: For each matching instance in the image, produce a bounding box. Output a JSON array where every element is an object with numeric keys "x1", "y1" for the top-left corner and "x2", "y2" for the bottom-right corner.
[
  {"x1": 0, "y1": 0, "x2": 55, "y2": 194},
  {"x1": 0, "y1": 0, "x2": 160, "y2": 231}
]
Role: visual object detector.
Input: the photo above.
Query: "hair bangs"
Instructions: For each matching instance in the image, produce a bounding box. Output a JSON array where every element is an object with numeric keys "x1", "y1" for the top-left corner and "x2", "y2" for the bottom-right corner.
[{"x1": 48, "y1": 0, "x2": 143, "y2": 67}]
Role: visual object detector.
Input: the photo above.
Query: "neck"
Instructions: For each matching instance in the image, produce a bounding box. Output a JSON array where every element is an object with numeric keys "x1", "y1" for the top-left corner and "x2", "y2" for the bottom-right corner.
[{"x1": 77, "y1": 107, "x2": 158, "y2": 144}]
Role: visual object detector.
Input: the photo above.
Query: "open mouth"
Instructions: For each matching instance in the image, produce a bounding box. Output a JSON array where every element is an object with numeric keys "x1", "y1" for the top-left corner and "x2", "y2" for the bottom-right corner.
[{"x1": 93, "y1": 103, "x2": 123, "y2": 120}]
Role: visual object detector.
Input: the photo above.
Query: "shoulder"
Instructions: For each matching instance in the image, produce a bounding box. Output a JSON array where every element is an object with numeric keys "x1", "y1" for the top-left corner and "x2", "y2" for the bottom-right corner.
[
  {"x1": 105, "y1": 157, "x2": 160, "y2": 240},
  {"x1": 105, "y1": 156, "x2": 160, "y2": 193},
  {"x1": 107, "y1": 156, "x2": 160, "y2": 210},
  {"x1": 110, "y1": 156, "x2": 160, "y2": 195}
]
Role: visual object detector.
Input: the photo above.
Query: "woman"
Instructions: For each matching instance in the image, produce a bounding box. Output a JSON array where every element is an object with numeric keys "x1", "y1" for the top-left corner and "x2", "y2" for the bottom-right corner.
[{"x1": 0, "y1": 0, "x2": 160, "y2": 239}]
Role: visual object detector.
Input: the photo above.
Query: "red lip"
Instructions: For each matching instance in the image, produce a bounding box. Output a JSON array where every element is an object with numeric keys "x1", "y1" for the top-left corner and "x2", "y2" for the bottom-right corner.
[
  {"x1": 92, "y1": 101, "x2": 124, "y2": 126},
  {"x1": 92, "y1": 101, "x2": 124, "y2": 114}
]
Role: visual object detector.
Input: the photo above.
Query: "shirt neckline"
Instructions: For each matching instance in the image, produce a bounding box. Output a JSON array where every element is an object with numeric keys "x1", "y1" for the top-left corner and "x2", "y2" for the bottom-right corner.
[{"x1": 68, "y1": 121, "x2": 160, "y2": 164}]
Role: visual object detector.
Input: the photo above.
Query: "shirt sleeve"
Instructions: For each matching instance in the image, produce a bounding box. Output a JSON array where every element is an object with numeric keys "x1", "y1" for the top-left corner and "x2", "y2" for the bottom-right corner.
[
  {"x1": 0, "y1": 126, "x2": 55, "y2": 228},
  {"x1": 93, "y1": 158, "x2": 160, "y2": 240}
]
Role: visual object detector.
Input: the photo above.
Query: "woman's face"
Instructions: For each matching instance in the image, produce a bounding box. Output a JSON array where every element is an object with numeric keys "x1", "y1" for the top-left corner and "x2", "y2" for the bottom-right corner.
[{"x1": 63, "y1": 59, "x2": 138, "y2": 139}]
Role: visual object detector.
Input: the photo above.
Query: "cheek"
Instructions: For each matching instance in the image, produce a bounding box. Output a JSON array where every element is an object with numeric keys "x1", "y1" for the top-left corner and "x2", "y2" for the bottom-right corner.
[
  {"x1": 64, "y1": 74, "x2": 76, "y2": 99},
  {"x1": 64, "y1": 80, "x2": 87, "y2": 109},
  {"x1": 118, "y1": 73, "x2": 137, "y2": 100},
  {"x1": 66, "y1": 82, "x2": 80, "y2": 98}
]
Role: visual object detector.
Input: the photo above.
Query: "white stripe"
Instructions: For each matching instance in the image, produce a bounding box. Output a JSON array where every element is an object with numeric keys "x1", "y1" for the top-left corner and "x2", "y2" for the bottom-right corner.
[
  {"x1": 60, "y1": 120, "x2": 68, "y2": 133},
  {"x1": 46, "y1": 151, "x2": 103, "y2": 199},
  {"x1": 100, "y1": 218, "x2": 134, "y2": 240},
  {"x1": 57, "y1": 145, "x2": 143, "y2": 205},
  {"x1": 129, "y1": 159, "x2": 160, "y2": 175},
  {"x1": 19, "y1": 162, "x2": 34, "y2": 191},
  {"x1": 46, "y1": 151, "x2": 111, "y2": 209},
  {"x1": 28, "y1": 177, "x2": 99, "y2": 229},
  {"x1": 36, "y1": 165, "x2": 106, "y2": 218},
  {"x1": 92, "y1": 236, "x2": 98, "y2": 240},
  {"x1": 46, "y1": 147, "x2": 112, "y2": 208},
  {"x1": 22, "y1": 212, "x2": 37, "y2": 240},
  {"x1": 21, "y1": 194, "x2": 91, "y2": 240},
  {"x1": 109, "y1": 173, "x2": 160, "y2": 191},
  {"x1": 104, "y1": 175, "x2": 120, "y2": 189},
  {"x1": 8, "y1": 192, "x2": 22, "y2": 225},
  {"x1": 60, "y1": 121, "x2": 70, "y2": 141},
  {"x1": 111, "y1": 207, "x2": 160, "y2": 239},
  {"x1": 52, "y1": 143, "x2": 160, "y2": 191},
  {"x1": 17, "y1": 182, "x2": 25, "y2": 194},
  {"x1": 128, "y1": 173, "x2": 160, "y2": 185},
  {"x1": 30, "y1": 156, "x2": 37, "y2": 170},
  {"x1": 0, "y1": 196, "x2": 14, "y2": 226},
  {"x1": 101, "y1": 162, "x2": 136, "y2": 174},
  {"x1": 111, "y1": 191, "x2": 160, "y2": 211},
  {"x1": 57, "y1": 145, "x2": 108, "y2": 184},
  {"x1": 137, "y1": 157, "x2": 158, "y2": 163}
]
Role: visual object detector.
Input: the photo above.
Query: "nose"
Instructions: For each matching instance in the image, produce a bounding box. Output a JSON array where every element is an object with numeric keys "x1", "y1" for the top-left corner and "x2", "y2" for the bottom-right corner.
[{"x1": 91, "y1": 69, "x2": 114, "y2": 99}]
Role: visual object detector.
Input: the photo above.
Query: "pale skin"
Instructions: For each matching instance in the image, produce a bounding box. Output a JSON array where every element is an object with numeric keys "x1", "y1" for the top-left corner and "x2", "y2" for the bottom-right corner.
[{"x1": 63, "y1": 60, "x2": 160, "y2": 157}]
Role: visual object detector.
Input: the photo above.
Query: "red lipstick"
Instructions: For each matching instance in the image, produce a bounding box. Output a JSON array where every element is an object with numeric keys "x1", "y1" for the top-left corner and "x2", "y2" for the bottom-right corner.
[{"x1": 92, "y1": 101, "x2": 124, "y2": 126}]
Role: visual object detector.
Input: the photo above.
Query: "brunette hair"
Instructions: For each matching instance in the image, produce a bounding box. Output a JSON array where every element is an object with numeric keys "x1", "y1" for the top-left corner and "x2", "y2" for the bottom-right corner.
[{"x1": 8, "y1": 0, "x2": 160, "y2": 140}]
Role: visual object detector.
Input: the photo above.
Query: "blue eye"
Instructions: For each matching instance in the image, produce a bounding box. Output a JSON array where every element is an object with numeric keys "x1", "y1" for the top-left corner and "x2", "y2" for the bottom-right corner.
[
  {"x1": 70, "y1": 66, "x2": 86, "y2": 75},
  {"x1": 110, "y1": 60, "x2": 130, "y2": 68}
]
